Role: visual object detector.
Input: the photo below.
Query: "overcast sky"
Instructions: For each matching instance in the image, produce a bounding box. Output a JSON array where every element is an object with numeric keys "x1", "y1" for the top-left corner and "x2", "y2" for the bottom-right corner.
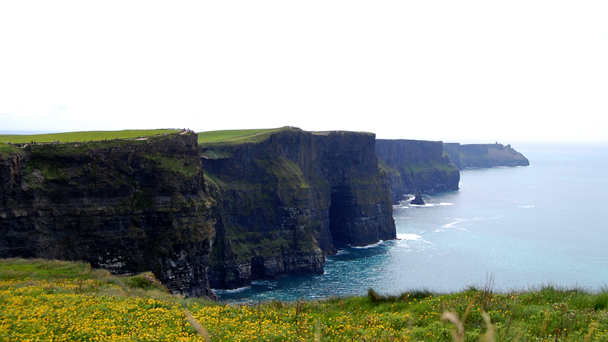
[{"x1": 1, "y1": 1, "x2": 607, "y2": 143}]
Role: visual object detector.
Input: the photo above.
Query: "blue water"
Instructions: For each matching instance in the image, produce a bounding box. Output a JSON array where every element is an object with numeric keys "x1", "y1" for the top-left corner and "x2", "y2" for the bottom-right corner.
[{"x1": 217, "y1": 142, "x2": 608, "y2": 301}]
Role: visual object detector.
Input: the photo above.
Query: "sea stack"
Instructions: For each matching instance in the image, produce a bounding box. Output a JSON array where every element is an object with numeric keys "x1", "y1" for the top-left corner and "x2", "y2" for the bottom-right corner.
[{"x1": 410, "y1": 191, "x2": 425, "y2": 205}]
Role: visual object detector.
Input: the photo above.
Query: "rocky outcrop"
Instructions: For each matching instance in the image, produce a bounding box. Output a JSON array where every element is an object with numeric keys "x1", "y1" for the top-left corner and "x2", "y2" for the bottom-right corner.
[
  {"x1": 201, "y1": 127, "x2": 396, "y2": 289},
  {"x1": 375, "y1": 139, "x2": 460, "y2": 203},
  {"x1": 443, "y1": 143, "x2": 530, "y2": 169},
  {"x1": 410, "y1": 191, "x2": 425, "y2": 205},
  {"x1": 0, "y1": 133, "x2": 216, "y2": 298}
]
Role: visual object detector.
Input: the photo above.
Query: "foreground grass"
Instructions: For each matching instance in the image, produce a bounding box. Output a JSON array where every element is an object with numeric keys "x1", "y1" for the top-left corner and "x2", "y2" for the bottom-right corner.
[
  {"x1": 1, "y1": 259, "x2": 608, "y2": 341},
  {"x1": 0, "y1": 129, "x2": 180, "y2": 144}
]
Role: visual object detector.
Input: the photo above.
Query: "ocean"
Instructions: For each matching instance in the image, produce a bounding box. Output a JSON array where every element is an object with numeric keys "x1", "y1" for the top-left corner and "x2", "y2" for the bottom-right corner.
[{"x1": 217, "y1": 142, "x2": 608, "y2": 302}]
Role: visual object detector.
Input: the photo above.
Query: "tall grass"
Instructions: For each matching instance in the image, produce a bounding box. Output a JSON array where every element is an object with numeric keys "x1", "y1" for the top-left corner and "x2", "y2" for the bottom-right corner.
[{"x1": 1, "y1": 258, "x2": 608, "y2": 341}]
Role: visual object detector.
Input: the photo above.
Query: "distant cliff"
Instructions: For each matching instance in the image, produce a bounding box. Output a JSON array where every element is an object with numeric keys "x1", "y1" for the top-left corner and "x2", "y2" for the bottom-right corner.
[
  {"x1": 201, "y1": 127, "x2": 396, "y2": 289},
  {"x1": 0, "y1": 133, "x2": 216, "y2": 298},
  {"x1": 443, "y1": 143, "x2": 529, "y2": 169},
  {"x1": 375, "y1": 139, "x2": 460, "y2": 203}
]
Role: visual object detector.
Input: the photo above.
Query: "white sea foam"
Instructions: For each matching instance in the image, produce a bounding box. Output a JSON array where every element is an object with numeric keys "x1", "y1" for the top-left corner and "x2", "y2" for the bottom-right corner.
[
  {"x1": 331, "y1": 249, "x2": 349, "y2": 256},
  {"x1": 350, "y1": 240, "x2": 385, "y2": 249},
  {"x1": 410, "y1": 203, "x2": 433, "y2": 207},
  {"x1": 442, "y1": 220, "x2": 461, "y2": 229},
  {"x1": 442, "y1": 217, "x2": 482, "y2": 229},
  {"x1": 212, "y1": 286, "x2": 252, "y2": 294},
  {"x1": 517, "y1": 205, "x2": 536, "y2": 209},
  {"x1": 397, "y1": 233, "x2": 422, "y2": 241},
  {"x1": 439, "y1": 203, "x2": 454, "y2": 206}
]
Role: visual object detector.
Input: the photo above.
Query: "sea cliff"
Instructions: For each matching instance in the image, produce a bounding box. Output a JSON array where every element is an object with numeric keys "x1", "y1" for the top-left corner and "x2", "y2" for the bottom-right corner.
[
  {"x1": 1, "y1": 127, "x2": 478, "y2": 296},
  {"x1": 201, "y1": 127, "x2": 396, "y2": 289},
  {"x1": 375, "y1": 139, "x2": 460, "y2": 203},
  {"x1": 0, "y1": 133, "x2": 216, "y2": 298},
  {"x1": 443, "y1": 143, "x2": 530, "y2": 169}
]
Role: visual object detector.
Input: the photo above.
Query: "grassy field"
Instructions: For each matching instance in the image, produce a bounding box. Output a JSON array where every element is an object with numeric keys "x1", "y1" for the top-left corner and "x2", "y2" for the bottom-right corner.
[
  {"x1": 197, "y1": 127, "x2": 290, "y2": 145},
  {"x1": 1, "y1": 259, "x2": 608, "y2": 341},
  {"x1": 0, "y1": 129, "x2": 181, "y2": 144}
]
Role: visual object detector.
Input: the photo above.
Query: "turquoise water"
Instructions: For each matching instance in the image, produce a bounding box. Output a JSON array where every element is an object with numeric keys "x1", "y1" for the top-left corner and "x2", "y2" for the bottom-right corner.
[{"x1": 217, "y1": 142, "x2": 608, "y2": 301}]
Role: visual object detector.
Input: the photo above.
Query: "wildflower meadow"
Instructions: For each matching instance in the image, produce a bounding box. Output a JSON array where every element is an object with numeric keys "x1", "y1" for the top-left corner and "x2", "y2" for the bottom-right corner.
[{"x1": 1, "y1": 258, "x2": 608, "y2": 341}]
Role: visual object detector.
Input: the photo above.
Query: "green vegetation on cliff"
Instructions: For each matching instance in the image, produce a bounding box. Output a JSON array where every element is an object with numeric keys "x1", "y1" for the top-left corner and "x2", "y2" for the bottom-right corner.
[
  {"x1": 0, "y1": 143, "x2": 24, "y2": 156},
  {"x1": 20, "y1": 133, "x2": 202, "y2": 190},
  {"x1": 197, "y1": 127, "x2": 288, "y2": 145},
  {"x1": 0, "y1": 129, "x2": 180, "y2": 144},
  {"x1": 392, "y1": 159, "x2": 458, "y2": 175},
  {"x1": 2, "y1": 259, "x2": 608, "y2": 341}
]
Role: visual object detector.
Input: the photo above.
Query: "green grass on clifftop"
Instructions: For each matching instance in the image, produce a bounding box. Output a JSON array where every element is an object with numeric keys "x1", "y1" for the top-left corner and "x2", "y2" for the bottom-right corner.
[
  {"x1": 0, "y1": 143, "x2": 25, "y2": 156},
  {"x1": 0, "y1": 129, "x2": 180, "y2": 144},
  {"x1": 2, "y1": 259, "x2": 608, "y2": 341},
  {"x1": 197, "y1": 127, "x2": 294, "y2": 145}
]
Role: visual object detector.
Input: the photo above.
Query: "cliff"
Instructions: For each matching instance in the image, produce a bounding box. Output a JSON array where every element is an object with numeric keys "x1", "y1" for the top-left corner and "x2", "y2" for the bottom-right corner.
[
  {"x1": 443, "y1": 143, "x2": 530, "y2": 169},
  {"x1": 200, "y1": 127, "x2": 396, "y2": 289},
  {"x1": 375, "y1": 139, "x2": 460, "y2": 203},
  {"x1": 0, "y1": 133, "x2": 216, "y2": 298},
  {"x1": 1, "y1": 127, "x2": 470, "y2": 296}
]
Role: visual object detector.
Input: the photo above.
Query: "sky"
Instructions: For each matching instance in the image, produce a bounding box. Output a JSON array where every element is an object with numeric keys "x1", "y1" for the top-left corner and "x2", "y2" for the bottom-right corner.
[{"x1": 1, "y1": 1, "x2": 607, "y2": 143}]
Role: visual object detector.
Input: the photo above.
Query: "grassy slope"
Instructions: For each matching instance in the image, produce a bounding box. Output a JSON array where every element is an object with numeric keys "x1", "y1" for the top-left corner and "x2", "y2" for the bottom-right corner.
[
  {"x1": 1, "y1": 259, "x2": 608, "y2": 341},
  {"x1": 0, "y1": 129, "x2": 180, "y2": 144},
  {"x1": 197, "y1": 127, "x2": 288, "y2": 145}
]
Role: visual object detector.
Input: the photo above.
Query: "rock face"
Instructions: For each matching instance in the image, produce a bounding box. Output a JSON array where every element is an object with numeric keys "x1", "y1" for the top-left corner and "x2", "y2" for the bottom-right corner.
[
  {"x1": 375, "y1": 139, "x2": 460, "y2": 203},
  {"x1": 443, "y1": 143, "x2": 530, "y2": 169},
  {"x1": 201, "y1": 128, "x2": 396, "y2": 289},
  {"x1": 0, "y1": 133, "x2": 216, "y2": 298}
]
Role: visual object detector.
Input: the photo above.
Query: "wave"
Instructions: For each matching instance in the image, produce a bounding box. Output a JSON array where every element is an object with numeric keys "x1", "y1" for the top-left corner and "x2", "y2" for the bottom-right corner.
[
  {"x1": 212, "y1": 286, "x2": 252, "y2": 294},
  {"x1": 397, "y1": 233, "x2": 422, "y2": 241},
  {"x1": 517, "y1": 205, "x2": 536, "y2": 208},
  {"x1": 409, "y1": 202, "x2": 453, "y2": 207},
  {"x1": 350, "y1": 240, "x2": 385, "y2": 249},
  {"x1": 332, "y1": 249, "x2": 349, "y2": 256},
  {"x1": 442, "y1": 217, "x2": 482, "y2": 229}
]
